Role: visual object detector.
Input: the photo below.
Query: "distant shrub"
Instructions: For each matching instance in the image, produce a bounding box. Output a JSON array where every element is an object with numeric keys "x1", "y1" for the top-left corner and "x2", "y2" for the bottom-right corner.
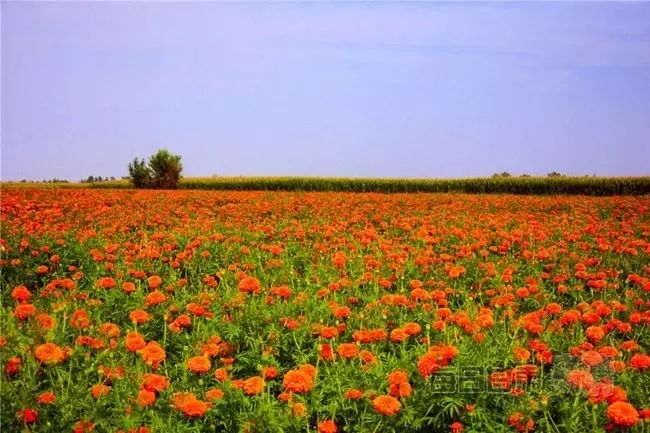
[
  {"x1": 127, "y1": 157, "x2": 152, "y2": 188},
  {"x1": 128, "y1": 150, "x2": 183, "y2": 189},
  {"x1": 149, "y1": 150, "x2": 183, "y2": 189}
]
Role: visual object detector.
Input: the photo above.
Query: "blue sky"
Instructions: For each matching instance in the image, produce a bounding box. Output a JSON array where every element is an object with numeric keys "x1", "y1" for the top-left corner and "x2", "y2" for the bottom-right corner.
[{"x1": 2, "y1": 1, "x2": 649, "y2": 180}]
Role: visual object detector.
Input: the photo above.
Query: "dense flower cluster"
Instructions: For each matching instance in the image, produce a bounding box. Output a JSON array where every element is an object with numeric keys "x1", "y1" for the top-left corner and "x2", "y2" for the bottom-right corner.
[{"x1": 1, "y1": 189, "x2": 649, "y2": 432}]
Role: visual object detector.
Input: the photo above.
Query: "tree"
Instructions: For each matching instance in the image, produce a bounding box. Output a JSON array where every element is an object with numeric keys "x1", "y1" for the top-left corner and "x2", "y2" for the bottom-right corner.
[
  {"x1": 148, "y1": 149, "x2": 183, "y2": 189},
  {"x1": 128, "y1": 157, "x2": 152, "y2": 188},
  {"x1": 127, "y1": 149, "x2": 183, "y2": 189},
  {"x1": 547, "y1": 171, "x2": 563, "y2": 177}
]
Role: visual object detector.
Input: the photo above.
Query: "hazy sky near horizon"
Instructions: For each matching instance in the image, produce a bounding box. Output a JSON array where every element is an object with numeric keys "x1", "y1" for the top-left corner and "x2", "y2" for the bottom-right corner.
[{"x1": 2, "y1": 1, "x2": 649, "y2": 181}]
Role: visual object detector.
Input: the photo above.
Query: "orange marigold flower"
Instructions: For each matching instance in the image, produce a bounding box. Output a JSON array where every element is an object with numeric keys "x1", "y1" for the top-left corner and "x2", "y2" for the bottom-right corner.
[
  {"x1": 141, "y1": 373, "x2": 170, "y2": 392},
  {"x1": 389, "y1": 381, "x2": 412, "y2": 398},
  {"x1": 608, "y1": 360, "x2": 626, "y2": 373},
  {"x1": 621, "y1": 340, "x2": 640, "y2": 351},
  {"x1": 243, "y1": 376, "x2": 265, "y2": 395},
  {"x1": 450, "y1": 421, "x2": 464, "y2": 433},
  {"x1": 96, "y1": 277, "x2": 116, "y2": 289},
  {"x1": 630, "y1": 353, "x2": 650, "y2": 371},
  {"x1": 11, "y1": 285, "x2": 32, "y2": 303},
  {"x1": 292, "y1": 402, "x2": 307, "y2": 416},
  {"x1": 580, "y1": 351, "x2": 603, "y2": 367},
  {"x1": 129, "y1": 309, "x2": 150, "y2": 325},
  {"x1": 585, "y1": 326, "x2": 605, "y2": 343},
  {"x1": 238, "y1": 277, "x2": 261, "y2": 294},
  {"x1": 147, "y1": 275, "x2": 162, "y2": 290},
  {"x1": 588, "y1": 382, "x2": 627, "y2": 404},
  {"x1": 36, "y1": 313, "x2": 55, "y2": 330},
  {"x1": 214, "y1": 368, "x2": 229, "y2": 382},
  {"x1": 271, "y1": 285, "x2": 292, "y2": 298},
  {"x1": 91, "y1": 384, "x2": 111, "y2": 399},
  {"x1": 390, "y1": 328, "x2": 408, "y2": 343},
  {"x1": 34, "y1": 342, "x2": 66, "y2": 365},
  {"x1": 169, "y1": 314, "x2": 192, "y2": 333},
  {"x1": 137, "y1": 389, "x2": 156, "y2": 407},
  {"x1": 332, "y1": 306, "x2": 351, "y2": 319},
  {"x1": 299, "y1": 363, "x2": 317, "y2": 377},
  {"x1": 513, "y1": 347, "x2": 531, "y2": 363},
  {"x1": 359, "y1": 350, "x2": 376, "y2": 364},
  {"x1": 439, "y1": 344, "x2": 459, "y2": 360},
  {"x1": 507, "y1": 412, "x2": 534, "y2": 432},
  {"x1": 100, "y1": 322, "x2": 121, "y2": 338},
  {"x1": 403, "y1": 322, "x2": 422, "y2": 336},
  {"x1": 387, "y1": 370, "x2": 409, "y2": 386},
  {"x1": 262, "y1": 366, "x2": 279, "y2": 379},
  {"x1": 332, "y1": 252, "x2": 347, "y2": 269},
  {"x1": 372, "y1": 395, "x2": 402, "y2": 416},
  {"x1": 144, "y1": 290, "x2": 166, "y2": 307},
  {"x1": 283, "y1": 369, "x2": 314, "y2": 394},
  {"x1": 71, "y1": 309, "x2": 90, "y2": 329},
  {"x1": 337, "y1": 343, "x2": 359, "y2": 359},
  {"x1": 16, "y1": 408, "x2": 38, "y2": 424},
  {"x1": 607, "y1": 401, "x2": 639, "y2": 427},
  {"x1": 73, "y1": 420, "x2": 95, "y2": 433},
  {"x1": 14, "y1": 303, "x2": 37, "y2": 320},
  {"x1": 318, "y1": 419, "x2": 338, "y2": 433},
  {"x1": 558, "y1": 364, "x2": 587, "y2": 385},
  {"x1": 417, "y1": 352, "x2": 441, "y2": 378},
  {"x1": 172, "y1": 392, "x2": 211, "y2": 417},
  {"x1": 36, "y1": 391, "x2": 56, "y2": 405},
  {"x1": 187, "y1": 355, "x2": 211, "y2": 374},
  {"x1": 122, "y1": 282, "x2": 137, "y2": 294},
  {"x1": 344, "y1": 389, "x2": 364, "y2": 400},
  {"x1": 320, "y1": 343, "x2": 335, "y2": 361},
  {"x1": 205, "y1": 388, "x2": 224, "y2": 401},
  {"x1": 319, "y1": 326, "x2": 339, "y2": 339},
  {"x1": 138, "y1": 341, "x2": 166, "y2": 369},
  {"x1": 125, "y1": 331, "x2": 146, "y2": 352},
  {"x1": 598, "y1": 346, "x2": 618, "y2": 358},
  {"x1": 5, "y1": 356, "x2": 21, "y2": 376},
  {"x1": 418, "y1": 344, "x2": 459, "y2": 378},
  {"x1": 280, "y1": 317, "x2": 300, "y2": 330}
]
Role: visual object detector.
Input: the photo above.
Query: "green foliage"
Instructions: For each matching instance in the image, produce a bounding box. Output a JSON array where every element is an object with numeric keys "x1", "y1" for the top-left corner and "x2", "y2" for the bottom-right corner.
[
  {"x1": 14, "y1": 175, "x2": 650, "y2": 196},
  {"x1": 127, "y1": 157, "x2": 152, "y2": 188},
  {"x1": 175, "y1": 176, "x2": 650, "y2": 196},
  {"x1": 148, "y1": 149, "x2": 183, "y2": 189},
  {"x1": 127, "y1": 150, "x2": 183, "y2": 189}
]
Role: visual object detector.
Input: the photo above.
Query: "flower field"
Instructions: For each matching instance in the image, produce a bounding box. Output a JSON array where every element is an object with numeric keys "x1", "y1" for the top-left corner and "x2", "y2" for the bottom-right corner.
[{"x1": 1, "y1": 188, "x2": 649, "y2": 433}]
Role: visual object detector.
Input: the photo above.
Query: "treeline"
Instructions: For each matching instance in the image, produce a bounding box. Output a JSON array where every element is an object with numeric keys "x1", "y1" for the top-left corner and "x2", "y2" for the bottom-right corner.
[
  {"x1": 80, "y1": 176, "x2": 119, "y2": 183},
  {"x1": 91, "y1": 176, "x2": 650, "y2": 195},
  {"x1": 15, "y1": 178, "x2": 71, "y2": 184}
]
